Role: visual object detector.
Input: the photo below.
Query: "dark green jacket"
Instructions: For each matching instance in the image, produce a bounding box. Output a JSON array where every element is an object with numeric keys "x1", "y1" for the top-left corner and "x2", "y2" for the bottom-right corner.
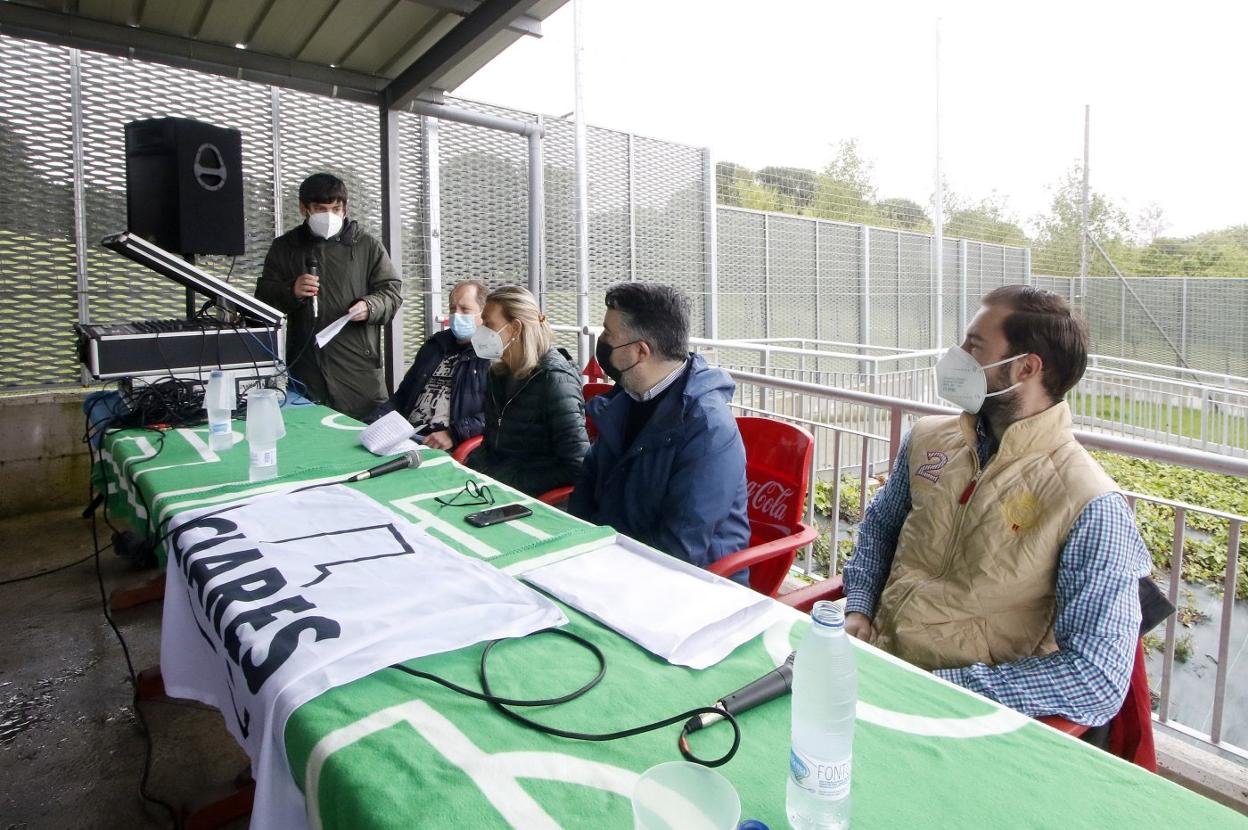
[
  {"x1": 256, "y1": 221, "x2": 402, "y2": 420},
  {"x1": 466, "y1": 348, "x2": 589, "y2": 497}
]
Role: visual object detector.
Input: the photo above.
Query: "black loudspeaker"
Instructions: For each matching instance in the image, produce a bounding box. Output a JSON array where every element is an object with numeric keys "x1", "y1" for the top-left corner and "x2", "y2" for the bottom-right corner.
[{"x1": 124, "y1": 118, "x2": 245, "y2": 256}]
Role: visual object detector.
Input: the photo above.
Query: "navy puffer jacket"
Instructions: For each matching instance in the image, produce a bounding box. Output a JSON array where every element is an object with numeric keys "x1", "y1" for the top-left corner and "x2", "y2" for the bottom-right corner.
[{"x1": 568, "y1": 355, "x2": 750, "y2": 577}]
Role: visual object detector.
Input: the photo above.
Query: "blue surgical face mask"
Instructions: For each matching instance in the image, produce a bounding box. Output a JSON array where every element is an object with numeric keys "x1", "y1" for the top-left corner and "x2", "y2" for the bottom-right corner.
[{"x1": 450, "y1": 313, "x2": 477, "y2": 341}]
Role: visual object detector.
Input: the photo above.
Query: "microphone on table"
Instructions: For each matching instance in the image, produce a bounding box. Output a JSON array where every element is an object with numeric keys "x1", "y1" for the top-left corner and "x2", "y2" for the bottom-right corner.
[
  {"x1": 346, "y1": 449, "x2": 422, "y2": 483},
  {"x1": 306, "y1": 252, "x2": 321, "y2": 322},
  {"x1": 684, "y1": 652, "x2": 796, "y2": 733}
]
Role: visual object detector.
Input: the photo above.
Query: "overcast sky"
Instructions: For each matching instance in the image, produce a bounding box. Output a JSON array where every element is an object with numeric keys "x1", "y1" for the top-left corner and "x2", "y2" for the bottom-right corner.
[{"x1": 457, "y1": 0, "x2": 1244, "y2": 238}]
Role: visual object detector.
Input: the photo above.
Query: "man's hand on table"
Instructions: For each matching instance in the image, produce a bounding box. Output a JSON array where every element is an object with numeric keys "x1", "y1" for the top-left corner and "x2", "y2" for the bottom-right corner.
[
  {"x1": 423, "y1": 430, "x2": 454, "y2": 451},
  {"x1": 845, "y1": 612, "x2": 876, "y2": 643}
]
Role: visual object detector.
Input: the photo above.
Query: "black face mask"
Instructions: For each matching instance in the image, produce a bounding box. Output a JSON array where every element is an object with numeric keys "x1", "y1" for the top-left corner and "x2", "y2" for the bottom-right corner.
[{"x1": 595, "y1": 337, "x2": 640, "y2": 383}]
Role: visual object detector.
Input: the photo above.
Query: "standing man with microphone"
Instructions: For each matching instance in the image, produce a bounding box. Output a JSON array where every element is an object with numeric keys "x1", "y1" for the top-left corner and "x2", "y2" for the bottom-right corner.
[{"x1": 256, "y1": 173, "x2": 403, "y2": 420}]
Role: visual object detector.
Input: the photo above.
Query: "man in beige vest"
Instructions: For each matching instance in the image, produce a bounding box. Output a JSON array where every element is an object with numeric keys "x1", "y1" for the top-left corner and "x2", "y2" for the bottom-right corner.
[{"x1": 843, "y1": 285, "x2": 1150, "y2": 726}]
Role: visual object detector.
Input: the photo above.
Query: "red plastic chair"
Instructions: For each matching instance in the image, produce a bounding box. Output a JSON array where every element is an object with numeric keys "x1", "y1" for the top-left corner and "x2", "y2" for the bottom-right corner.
[
  {"x1": 708, "y1": 416, "x2": 818, "y2": 597},
  {"x1": 1037, "y1": 639, "x2": 1157, "y2": 771},
  {"x1": 779, "y1": 583, "x2": 1158, "y2": 772}
]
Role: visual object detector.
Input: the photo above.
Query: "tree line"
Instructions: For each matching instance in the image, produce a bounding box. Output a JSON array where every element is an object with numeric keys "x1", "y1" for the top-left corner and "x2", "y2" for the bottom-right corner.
[{"x1": 717, "y1": 141, "x2": 1247, "y2": 278}]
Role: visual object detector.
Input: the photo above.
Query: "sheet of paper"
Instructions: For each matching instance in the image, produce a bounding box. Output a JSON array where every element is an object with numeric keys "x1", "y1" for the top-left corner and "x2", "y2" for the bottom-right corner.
[
  {"x1": 525, "y1": 536, "x2": 777, "y2": 670},
  {"x1": 314, "y1": 311, "x2": 353, "y2": 349},
  {"x1": 360, "y1": 410, "x2": 418, "y2": 456}
]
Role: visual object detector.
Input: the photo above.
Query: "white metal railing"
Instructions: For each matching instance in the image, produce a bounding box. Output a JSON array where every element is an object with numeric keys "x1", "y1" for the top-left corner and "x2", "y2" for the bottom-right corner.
[
  {"x1": 737, "y1": 337, "x2": 1248, "y2": 459},
  {"x1": 725, "y1": 369, "x2": 1247, "y2": 761},
  {"x1": 552, "y1": 323, "x2": 1247, "y2": 758}
]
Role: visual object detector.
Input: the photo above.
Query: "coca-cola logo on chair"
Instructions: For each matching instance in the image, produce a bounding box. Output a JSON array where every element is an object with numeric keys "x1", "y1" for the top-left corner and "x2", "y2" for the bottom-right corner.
[{"x1": 746, "y1": 479, "x2": 793, "y2": 522}]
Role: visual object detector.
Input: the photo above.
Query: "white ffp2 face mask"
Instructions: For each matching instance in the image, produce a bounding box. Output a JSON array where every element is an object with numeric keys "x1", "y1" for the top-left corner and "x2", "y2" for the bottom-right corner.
[
  {"x1": 934, "y1": 346, "x2": 1027, "y2": 414},
  {"x1": 470, "y1": 324, "x2": 513, "y2": 360},
  {"x1": 307, "y1": 211, "x2": 344, "y2": 239}
]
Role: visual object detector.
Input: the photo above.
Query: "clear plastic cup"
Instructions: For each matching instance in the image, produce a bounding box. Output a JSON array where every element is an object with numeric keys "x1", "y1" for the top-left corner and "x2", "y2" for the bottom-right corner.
[
  {"x1": 631, "y1": 761, "x2": 741, "y2": 830},
  {"x1": 245, "y1": 389, "x2": 285, "y2": 481},
  {"x1": 245, "y1": 388, "x2": 286, "y2": 446}
]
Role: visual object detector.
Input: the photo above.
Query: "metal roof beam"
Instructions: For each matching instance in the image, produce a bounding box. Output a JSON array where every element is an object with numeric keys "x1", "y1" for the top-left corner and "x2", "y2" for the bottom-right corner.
[
  {"x1": 412, "y1": 0, "x2": 541, "y2": 37},
  {"x1": 0, "y1": 3, "x2": 385, "y2": 104},
  {"x1": 383, "y1": 0, "x2": 539, "y2": 111}
]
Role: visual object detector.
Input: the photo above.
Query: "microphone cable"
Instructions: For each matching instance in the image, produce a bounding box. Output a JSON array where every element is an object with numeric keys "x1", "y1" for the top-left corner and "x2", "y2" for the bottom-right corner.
[{"x1": 390, "y1": 628, "x2": 742, "y2": 768}]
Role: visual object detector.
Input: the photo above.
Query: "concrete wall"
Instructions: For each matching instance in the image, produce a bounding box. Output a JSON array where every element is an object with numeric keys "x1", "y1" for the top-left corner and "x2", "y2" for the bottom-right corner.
[{"x1": 0, "y1": 391, "x2": 91, "y2": 519}]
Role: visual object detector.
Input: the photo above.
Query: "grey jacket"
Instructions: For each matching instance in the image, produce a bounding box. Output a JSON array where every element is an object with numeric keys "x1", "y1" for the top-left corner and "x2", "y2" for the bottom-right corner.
[{"x1": 256, "y1": 221, "x2": 402, "y2": 420}]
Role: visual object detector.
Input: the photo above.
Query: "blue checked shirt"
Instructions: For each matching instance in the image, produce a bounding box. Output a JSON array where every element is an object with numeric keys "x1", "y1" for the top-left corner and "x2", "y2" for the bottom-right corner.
[{"x1": 843, "y1": 423, "x2": 1151, "y2": 727}]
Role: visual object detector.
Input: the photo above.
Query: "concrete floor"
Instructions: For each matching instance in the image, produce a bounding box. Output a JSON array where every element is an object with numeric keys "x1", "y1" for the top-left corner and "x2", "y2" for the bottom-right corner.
[{"x1": 0, "y1": 507, "x2": 248, "y2": 830}]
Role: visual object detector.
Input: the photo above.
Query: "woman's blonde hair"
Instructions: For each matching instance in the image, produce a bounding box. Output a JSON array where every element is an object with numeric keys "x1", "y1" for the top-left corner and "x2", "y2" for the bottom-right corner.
[{"x1": 485, "y1": 285, "x2": 552, "y2": 379}]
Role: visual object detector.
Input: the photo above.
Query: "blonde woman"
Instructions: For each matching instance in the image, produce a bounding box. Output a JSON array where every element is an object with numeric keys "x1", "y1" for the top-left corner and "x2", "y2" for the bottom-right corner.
[{"x1": 465, "y1": 286, "x2": 589, "y2": 497}]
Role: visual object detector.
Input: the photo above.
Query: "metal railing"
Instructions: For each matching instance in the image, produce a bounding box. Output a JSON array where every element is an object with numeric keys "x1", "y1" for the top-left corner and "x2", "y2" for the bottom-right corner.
[
  {"x1": 725, "y1": 369, "x2": 1247, "y2": 760},
  {"x1": 740, "y1": 337, "x2": 1248, "y2": 459},
  {"x1": 554, "y1": 323, "x2": 1247, "y2": 758}
]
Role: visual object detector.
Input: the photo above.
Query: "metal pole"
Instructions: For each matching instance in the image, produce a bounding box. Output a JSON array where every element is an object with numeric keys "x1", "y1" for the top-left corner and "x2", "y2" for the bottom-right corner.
[
  {"x1": 69, "y1": 50, "x2": 89, "y2": 328},
  {"x1": 527, "y1": 124, "x2": 545, "y2": 305},
  {"x1": 762, "y1": 213, "x2": 771, "y2": 339},
  {"x1": 1023, "y1": 246, "x2": 1032, "y2": 286},
  {"x1": 814, "y1": 220, "x2": 822, "y2": 344},
  {"x1": 270, "y1": 87, "x2": 284, "y2": 238},
  {"x1": 1079, "y1": 104, "x2": 1090, "y2": 304},
  {"x1": 1179, "y1": 278, "x2": 1188, "y2": 365},
  {"x1": 859, "y1": 224, "x2": 871, "y2": 374},
  {"x1": 379, "y1": 106, "x2": 405, "y2": 394},
  {"x1": 572, "y1": 0, "x2": 590, "y2": 369},
  {"x1": 627, "y1": 133, "x2": 636, "y2": 281},
  {"x1": 421, "y1": 115, "x2": 442, "y2": 338},
  {"x1": 702, "y1": 147, "x2": 718, "y2": 339},
  {"x1": 932, "y1": 17, "x2": 944, "y2": 348},
  {"x1": 957, "y1": 238, "x2": 968, "y2": 338}
]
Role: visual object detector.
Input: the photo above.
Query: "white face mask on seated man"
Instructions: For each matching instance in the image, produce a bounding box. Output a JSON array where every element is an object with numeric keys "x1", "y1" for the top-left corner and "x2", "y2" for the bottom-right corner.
[{"x1": 934, "y1": 346, "x2": 1028, "y2": 415}]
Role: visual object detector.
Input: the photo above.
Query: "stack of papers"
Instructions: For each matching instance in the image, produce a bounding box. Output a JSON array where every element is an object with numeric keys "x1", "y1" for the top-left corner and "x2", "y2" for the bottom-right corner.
[
  {"x1": 360, "y1": 410, "x2": 423, "y2": 456},
  {"x1": 525, "y1": 536, "x2": 779, "y2": 670}
]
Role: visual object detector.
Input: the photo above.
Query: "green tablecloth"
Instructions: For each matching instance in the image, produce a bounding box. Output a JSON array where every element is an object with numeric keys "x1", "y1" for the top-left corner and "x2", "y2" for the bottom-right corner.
[{"x1": 101, "y1": 406, "x2": 1247, "y2": 829}]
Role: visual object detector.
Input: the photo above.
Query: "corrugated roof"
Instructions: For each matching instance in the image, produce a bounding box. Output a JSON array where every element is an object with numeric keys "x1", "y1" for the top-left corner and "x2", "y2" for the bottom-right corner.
[{"x1": 0, "y1": 0, "x2": 565, "y2": 107}]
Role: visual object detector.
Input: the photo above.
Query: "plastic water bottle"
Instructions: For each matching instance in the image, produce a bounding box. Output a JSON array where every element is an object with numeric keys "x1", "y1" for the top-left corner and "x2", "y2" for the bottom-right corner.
[
  {"x1": 245, "y1": 388, "x2": 285, "y2": 482},
  {"x1": 786, "y1": 601, "x2": 857, "y2": 830},
  {"x1": 205, "y1": 370, "x2": 235, "y2": 452}
]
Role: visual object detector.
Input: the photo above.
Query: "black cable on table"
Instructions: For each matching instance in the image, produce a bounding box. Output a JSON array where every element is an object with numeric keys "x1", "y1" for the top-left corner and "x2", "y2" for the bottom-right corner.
[{"x1": 390, "y1": 628, "x2": 743, "y2": 768}]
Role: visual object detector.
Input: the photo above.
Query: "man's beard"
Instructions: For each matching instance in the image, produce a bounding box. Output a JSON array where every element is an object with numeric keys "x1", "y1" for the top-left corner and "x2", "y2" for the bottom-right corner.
[{"x1": 979, "y1": 365, "x2": 1022, "y2": 426}]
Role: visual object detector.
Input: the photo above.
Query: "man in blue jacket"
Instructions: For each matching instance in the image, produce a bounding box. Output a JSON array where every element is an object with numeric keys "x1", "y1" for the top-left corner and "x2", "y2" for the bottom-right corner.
[
  {"x1": 569, "y1": 283, "x2": 751, "y2": 581},
  {"x1": 366, "y1": 280, "x2": 490, "y2": 450}
]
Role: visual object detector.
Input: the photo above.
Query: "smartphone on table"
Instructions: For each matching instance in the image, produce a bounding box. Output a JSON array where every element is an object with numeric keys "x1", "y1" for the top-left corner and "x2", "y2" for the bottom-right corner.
[{"x1": 464, "y1": 503, "x2": 533, "y2": 528}]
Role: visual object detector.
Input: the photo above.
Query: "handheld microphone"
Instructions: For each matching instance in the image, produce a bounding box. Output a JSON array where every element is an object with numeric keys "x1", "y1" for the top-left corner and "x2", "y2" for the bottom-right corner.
[
  {"x1": 684, "y1": 652, "x2": 795, "y2": 733},
  {"x1": 307, "y1": 252, "x2": 321, "y2": 321},
  {"x1": 346, "y1": 449, "x2": 421, "y2": 483}
]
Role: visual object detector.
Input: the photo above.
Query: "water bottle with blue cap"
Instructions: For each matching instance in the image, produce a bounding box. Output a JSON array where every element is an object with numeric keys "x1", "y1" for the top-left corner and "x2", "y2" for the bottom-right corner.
[{"x1": 786, "y1": 600, "x2": 856, "y2": 829}]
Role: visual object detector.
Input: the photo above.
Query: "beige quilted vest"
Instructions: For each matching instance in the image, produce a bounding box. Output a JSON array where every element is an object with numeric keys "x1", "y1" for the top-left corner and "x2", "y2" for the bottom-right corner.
[{"x1": 872, "y1": 401, "x2": 1116, "y2": 670}]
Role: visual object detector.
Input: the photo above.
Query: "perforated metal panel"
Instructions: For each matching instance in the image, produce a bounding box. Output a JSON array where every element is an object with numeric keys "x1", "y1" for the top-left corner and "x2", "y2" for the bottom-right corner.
[
  {"x1": 0, "y1": 37, "x2": 76, "y2": 389},
  {"x1": 1187, "y1": 278, "x2": 1248, "y2": 376},
  {"x1": 716, "y1": 208, "x2": 766, "y2": 341},
  {"x1": 869, "y1": 228, "x2": 900, "y2": 348},
  {"x1": 819, "y1": 222, "x2": 863, "y2": 348},
  {"x1": 632, "y1": 135, "x2": 706, "y2": 334},
  {"x1": 897, "y1": 232, "x2": 930, "y2": 349},
  {"x1": 766, "y1": 215, "x2": 817, "y2": 353},
  {"x1": 397, "y1": 111, "x2": 429, "y2": 361},
  {"x1": 437, "y1": 97, "x2": 530, "y2": 295}
]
